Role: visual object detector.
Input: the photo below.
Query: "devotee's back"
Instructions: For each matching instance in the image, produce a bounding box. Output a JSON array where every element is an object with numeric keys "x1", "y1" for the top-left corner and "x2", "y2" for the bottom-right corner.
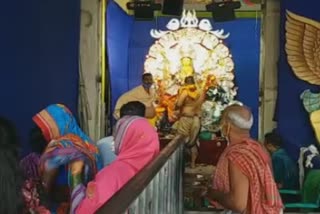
[
  {"x1": 264, "y1": 131, "x2": 299, "y2": 190},
  {"x1": 204, "y1": 105, "x2": 283, "y2": 213},
  {"x1": 76, "y1": 116, "x2": 160, "y2": 214}
]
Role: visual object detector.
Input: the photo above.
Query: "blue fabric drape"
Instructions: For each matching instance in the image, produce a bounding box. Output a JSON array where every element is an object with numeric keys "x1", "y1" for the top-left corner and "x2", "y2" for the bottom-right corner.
[
  {"x1": 0, "y1": 0, "x2": 80, "y2": 155},
  {"x1": 107, "y1": 1, "x2": 134, "y2": 112},
  {"x1": 108, "y1": 9, "x2": 261, "y2": 137},
  {"x1": 276, "y1": 0, "x2": 320, "y2": 160}
]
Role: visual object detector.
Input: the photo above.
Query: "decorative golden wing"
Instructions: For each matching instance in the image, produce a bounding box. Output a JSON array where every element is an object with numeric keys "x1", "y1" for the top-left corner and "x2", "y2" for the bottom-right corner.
[{"x1": 286, "y1": 10, "x2": 320, "y2": 85}]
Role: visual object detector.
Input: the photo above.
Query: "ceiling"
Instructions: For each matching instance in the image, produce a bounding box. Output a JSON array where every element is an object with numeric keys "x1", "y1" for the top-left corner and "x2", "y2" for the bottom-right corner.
[{"x1": 114, "y1": 0, "x2": 262, "y2": 15}]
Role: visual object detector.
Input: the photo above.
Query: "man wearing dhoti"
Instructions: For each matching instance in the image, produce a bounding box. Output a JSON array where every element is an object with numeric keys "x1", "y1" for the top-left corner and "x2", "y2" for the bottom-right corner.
[
  {"x1": 113, "y1": 73, "x2": 156, "y2": 121},
  {"x1": 174, "y1": 76, "x2": 206, "y2": 168}
]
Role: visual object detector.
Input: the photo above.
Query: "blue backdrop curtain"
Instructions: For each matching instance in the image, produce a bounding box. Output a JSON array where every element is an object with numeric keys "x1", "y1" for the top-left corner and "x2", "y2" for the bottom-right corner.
[
  {"x1": 107, "y1": 1, "x2": 134, "y2": 114},
  {"x1": 276, "y1": 0, "x2": 320, "y2": 160},
  {"x1": 107, "y1": 1, "x2": 261, "y2": 137},
  {"x1": 0, "y1": 0, "x2": 80, "y2": 155}
]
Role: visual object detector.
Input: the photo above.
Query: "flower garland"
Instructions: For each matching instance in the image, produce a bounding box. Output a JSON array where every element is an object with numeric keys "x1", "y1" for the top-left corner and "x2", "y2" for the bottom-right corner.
[{"x1": 201, "y1": 85, "x2": 241, "y2": 132}]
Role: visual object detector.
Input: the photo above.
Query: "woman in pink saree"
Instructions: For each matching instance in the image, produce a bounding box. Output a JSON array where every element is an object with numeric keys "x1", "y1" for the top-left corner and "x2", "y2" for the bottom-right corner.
[{"x1": 76, "y1": 115, "x2": 160, "y2": 214}]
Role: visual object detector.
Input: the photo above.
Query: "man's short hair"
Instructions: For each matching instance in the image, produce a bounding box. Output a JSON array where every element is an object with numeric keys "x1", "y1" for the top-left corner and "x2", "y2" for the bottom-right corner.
[
  {"x1": 265, "y1": 130, "x2": 283, "y2": 148},
  {"x1": 142, "y1": 73, "x2": 152, "y2": 80},
  {"x1": 120, "y1": 101, "x2": 146, "y2": 118}
]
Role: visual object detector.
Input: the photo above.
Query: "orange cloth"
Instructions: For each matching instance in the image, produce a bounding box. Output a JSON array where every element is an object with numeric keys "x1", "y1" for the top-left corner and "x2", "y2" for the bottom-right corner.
[
  {"x1": 160, "y1": 94, "x2": 177, "y2": 122},
  {"x1": 213, "y1": 138, "x2": 283, "y2": 213}
]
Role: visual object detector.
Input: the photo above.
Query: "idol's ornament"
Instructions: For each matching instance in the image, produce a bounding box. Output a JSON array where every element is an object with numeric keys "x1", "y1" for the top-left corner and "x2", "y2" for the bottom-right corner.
[
  {"x1": 144, "y1": 10, "x2": 241, "y2": 133},
  {"x1": 285, "y1": 10, "x2": 320, "y2": 144}
]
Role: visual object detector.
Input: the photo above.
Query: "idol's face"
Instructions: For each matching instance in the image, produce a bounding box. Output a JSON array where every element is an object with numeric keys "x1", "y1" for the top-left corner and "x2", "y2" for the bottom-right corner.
[{"x1": 182, "y1": 57, "x2": 192, "y2": 66}]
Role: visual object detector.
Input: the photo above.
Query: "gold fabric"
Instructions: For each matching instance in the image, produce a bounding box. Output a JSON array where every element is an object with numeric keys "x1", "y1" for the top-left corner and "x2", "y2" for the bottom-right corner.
[
  {"x1": 174, "y1": 116, "x2": 200, "y2": 147},
  {"x1": 179, "y1": 57, "x2": 195, "y2": 81},
  {"x1": 113, "y1": 85, "x2": 156, "y2": 120}
]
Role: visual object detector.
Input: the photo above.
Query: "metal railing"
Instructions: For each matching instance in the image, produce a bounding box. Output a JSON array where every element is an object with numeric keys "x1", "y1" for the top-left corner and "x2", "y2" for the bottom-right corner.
[{"x1": 96, "y1": 135, "x2": 185, "y2": 214}]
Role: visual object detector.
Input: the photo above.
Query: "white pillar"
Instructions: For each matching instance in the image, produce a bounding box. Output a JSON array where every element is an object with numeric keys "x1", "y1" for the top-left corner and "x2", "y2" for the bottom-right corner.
[
  {"x1": 259, "y1": 0, "x2": 280, "y2": 139},
  {"x1": 79, "y1": 0, "x2": 104, "y2": 141}
]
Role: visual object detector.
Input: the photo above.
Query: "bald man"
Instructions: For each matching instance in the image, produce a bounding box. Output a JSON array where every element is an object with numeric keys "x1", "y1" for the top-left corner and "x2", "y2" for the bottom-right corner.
[{"x1": 203, "y1": 105, "x2": 283, "y2": 214}]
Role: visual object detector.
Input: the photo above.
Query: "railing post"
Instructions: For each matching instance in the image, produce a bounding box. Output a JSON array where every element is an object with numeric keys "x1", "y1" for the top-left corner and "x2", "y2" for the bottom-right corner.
[
  {"x1": 138, "y1": 189, "x2": 146, "y2": 213},
  {"x1": 127, "y1": 141, "x2": 184, "y2": 214},
  {"x1": 152, "y1": 174, "x2": 159, "y2": 214},
  {"x1": 145, "y1": 179, "x2": 153, "y2": 214},
  {"x1": 178, "y1": 143, "x2": 184, "y2": 213}
]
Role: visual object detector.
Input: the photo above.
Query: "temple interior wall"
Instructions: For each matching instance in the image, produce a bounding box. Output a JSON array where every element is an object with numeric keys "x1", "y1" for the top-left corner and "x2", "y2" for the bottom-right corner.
[{"x1": 79, "y1": 0, "x2": 281, "y2": 140}]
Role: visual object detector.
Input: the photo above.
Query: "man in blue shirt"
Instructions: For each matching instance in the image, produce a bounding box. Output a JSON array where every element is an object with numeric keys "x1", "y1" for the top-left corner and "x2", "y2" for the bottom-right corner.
[{"x1": 264, "y1": 131, "x2": 299, "y2": 190}]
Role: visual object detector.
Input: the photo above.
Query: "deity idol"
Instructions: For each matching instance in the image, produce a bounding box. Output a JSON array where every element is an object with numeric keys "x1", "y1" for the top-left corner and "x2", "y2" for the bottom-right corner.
[{"x1": 179, "y1": 57, "x2": 195, "y2": 82}]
